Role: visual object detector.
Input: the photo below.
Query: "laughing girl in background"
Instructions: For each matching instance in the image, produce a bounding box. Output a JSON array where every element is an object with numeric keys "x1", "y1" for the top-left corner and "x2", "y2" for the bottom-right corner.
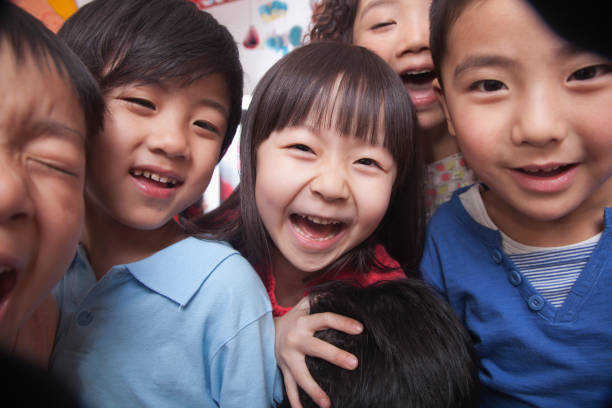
[{"x1": 310, "y1": 0, "x2": 475, "y2": 218}]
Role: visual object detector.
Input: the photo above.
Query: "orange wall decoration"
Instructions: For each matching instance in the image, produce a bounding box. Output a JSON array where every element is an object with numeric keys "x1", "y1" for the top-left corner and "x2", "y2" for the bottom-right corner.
[{"x1": 12, "y1": 0, "x2": 78, "y2": 33}]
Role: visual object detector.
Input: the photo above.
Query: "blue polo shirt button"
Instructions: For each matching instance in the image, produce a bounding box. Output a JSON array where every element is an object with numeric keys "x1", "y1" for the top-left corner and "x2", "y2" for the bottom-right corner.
[
  {"x1": 508, "y1": 270, "x2": 522, "y2": 286},
  {"x1": 77, "y1": 310, "x2": 93, "y2": 326},
  {"x1": 527, "y1": 295, "x2": 545, "y2": 311},
  {"x1": 491, "y1": 249, "x2": 503, "y2": 264}
]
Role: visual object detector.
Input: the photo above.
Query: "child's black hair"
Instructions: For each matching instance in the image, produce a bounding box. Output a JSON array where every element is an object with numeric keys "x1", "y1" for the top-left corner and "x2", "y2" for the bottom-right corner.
[
  {"x1": 429, "y1": 0, "x2": 474, "y2": 88},
  {"x1": 277, "y1": 279, "x2": 480, "y2": 408},
  {"x1": 58, "y1": 0, "x2": 243, "y2": 158},
  {"x1": 0, "y1": 1, "x2": 104, "y2": 142},
  {"x1": 198, "y1": 41, "x2": 425, "y2": 280}
]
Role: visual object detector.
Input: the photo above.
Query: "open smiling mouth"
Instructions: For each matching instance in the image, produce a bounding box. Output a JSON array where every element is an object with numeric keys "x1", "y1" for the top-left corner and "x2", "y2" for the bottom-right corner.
[
  {"x1": 129, "y1": 169, "x2": 182, "y2": 188},
  {"x1": 290, "y1": 214, "x2": 346, "y2": 242},
  {"x1": 0, "y1": 266, "x2": 17, "y2": 304},
  {"x1": 514, "y1": 164, "x2": 577, "y2": 177},
  {"x1": 400, "y1": 69, "x2": 436, "y2": 88}
]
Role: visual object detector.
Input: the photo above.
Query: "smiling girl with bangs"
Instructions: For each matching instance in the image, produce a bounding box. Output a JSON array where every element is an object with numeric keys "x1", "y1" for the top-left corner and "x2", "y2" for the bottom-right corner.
[{"x1": 196, "y1": 41, "x2": 425, "y2": 407}]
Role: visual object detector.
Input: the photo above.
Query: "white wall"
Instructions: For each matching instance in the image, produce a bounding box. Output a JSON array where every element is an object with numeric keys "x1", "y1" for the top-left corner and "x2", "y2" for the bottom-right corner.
[{"x1": 206, "y1": 0, "x2": 315, "y2": 94}]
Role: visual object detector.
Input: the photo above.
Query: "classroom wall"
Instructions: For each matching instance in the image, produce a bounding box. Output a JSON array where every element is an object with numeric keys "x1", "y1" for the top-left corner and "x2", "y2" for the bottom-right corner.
[{"x1": 205, "y1": 0, "x2": 316, "y2": 94}]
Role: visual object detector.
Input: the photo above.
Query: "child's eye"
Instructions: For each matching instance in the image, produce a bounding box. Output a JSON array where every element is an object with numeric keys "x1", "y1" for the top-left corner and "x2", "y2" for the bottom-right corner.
[
  {"x1": 568, "y1": 64, "x2": 611, "y2": 81},
  {"x1": 30, "y1": 157, "x2": 78, "y2": 177},
  {"x1": 289, "y1": 144, "x2": 313, "y2": 153},
  {"x1": 355, "y1": 157, "x2": 382, "y2": 169},
  {"x1": 371, "y1": 21, "x2": 395, "y2": 30},
  {"x1": 470, "y1": 79, "x2": 506, "y2": 92},
  {"x1": 123, "y1": 97, "x2": 156, "y2": 110},
  {"x1": 194, "y1": 120, "x2": 220, "y2": 135}
]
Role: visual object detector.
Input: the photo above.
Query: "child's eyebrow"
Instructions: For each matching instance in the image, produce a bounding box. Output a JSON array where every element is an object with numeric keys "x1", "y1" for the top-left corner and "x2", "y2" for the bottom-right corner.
[
  {"x1": 453, "y1": 54, "x2": 519, "y2": 79},
  {"x1": 195, "y1": 98, "x2": 229, "y2": 118},
  {"x1": 32, "y1": 120, "x2": 85, "y2": 144}
]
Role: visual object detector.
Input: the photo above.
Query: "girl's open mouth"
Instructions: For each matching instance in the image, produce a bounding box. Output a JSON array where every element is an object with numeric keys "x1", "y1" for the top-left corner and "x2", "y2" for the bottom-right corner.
[
  {"x1": 0, "y1": 266, "x2": 17, "y2": 305},
  {"x1": 290, "y1": 214, "x2": 345, "y2": 242},
  {"x1": 399, "y1": 69, "x2": 438, "y2": 107},
  {"x1": 400, "y1": 69, "x2": 436, "y2": 89}
]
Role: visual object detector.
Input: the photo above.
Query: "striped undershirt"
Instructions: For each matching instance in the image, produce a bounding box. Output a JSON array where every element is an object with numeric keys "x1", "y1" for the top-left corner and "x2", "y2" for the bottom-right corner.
[
  {"x1": 508, "y1": 243, "x2": 597, "y2": 308},
  {"x1": 459, "y1": 184, "x2": 601, "y2": 309}
]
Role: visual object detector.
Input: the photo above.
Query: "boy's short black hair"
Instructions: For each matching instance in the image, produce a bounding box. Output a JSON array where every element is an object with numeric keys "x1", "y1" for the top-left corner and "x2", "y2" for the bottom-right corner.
[
  {"x1": 58, "y1": 0, "x2": 243, "y2": 158},
  {"x1": 429, "y1": 0, "x2": 473, "y2": 87},
  {"x1": 527, "y1": 0, "x2": 611, "y2": 59},
  {"x1": 277, "y1": 279, "x2": 480, "y2": 408},
  {"x1": 431, "y1": 0, "x2": 612, "y2": 86},
  {"x1": 0, "y1": 1, "x2": 104, "y2": 141}
]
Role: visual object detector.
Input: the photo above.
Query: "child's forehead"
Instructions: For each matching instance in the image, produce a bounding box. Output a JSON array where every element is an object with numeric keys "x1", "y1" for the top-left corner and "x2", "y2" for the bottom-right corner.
[
  {"x1": 0, "y1": 46, "x2": 85, "y2": 143},
  {"x1": 442, "y1": 0, "x2": 589, "y2": 73}
]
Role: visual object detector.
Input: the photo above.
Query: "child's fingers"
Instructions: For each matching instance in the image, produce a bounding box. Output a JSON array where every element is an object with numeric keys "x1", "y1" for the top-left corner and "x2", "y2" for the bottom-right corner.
[
  {"x1": 298, "y1": 311, "x2": 363, "y2": 335},
  {"x1": 282, "y1": 361, "x2": 330, "y2": 408},
  {"x1": 281, "y1": 368, "x2": 304, "y2": 408},
  {"x1": 303, "y1": 336, "x2": 359, "y2": 371}
]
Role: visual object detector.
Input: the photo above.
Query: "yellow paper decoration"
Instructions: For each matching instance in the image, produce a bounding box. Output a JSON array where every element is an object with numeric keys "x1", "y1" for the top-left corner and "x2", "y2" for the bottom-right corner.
[{"x1": 48, "y1": 0, "x2": 78, "y2": 20}]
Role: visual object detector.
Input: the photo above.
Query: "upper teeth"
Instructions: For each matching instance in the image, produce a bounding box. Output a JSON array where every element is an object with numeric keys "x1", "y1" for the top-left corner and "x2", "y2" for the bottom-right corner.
[
  {"x1": 132, "y1": 169, "x2": 178, "y2": 186},
  {"x1": 304, "y1": 215, "x2": 341, "y2": 225},
  {"x1": 0, "y1": 266, "x2": 13, "y2": 275},
  {"x1": 402, "y1": 69, "x2": 431, "y2": 77},
  {"x1": 524, "y1": 166, "x2": 561, "y2": 173}
]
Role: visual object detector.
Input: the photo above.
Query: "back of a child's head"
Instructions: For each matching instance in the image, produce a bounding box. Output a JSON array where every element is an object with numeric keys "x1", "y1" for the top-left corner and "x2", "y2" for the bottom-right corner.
[
  {"x1": 278, "y1": 279, "x2": 479, "y2": 407},
  {"x1": 232, "y1": 41, "x2": 424, "y2": 275},
  {"x1": 58, "y1": 0, "x2": 242, "y2": 156},
  {"x1": 0, "y1": 1, "x2": 104, "y2": 141}
]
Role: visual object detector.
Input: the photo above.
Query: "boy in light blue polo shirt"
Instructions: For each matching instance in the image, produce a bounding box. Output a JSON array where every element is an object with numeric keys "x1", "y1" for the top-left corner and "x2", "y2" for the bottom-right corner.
[{"x1": 50, "y1": 0, "x2": 281, "y2": 406}]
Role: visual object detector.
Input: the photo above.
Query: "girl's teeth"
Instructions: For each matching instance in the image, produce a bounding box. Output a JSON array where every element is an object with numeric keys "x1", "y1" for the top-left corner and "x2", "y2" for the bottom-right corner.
[
  {"x1": 304, "y1": 215, "x2": 340, "y2": 225},
  {"x1": 0, "y1": 266, "x2": 12, "y2": 275},
  {"x1": 133, "y1": 169, "x2": 142, "y2": 176}
]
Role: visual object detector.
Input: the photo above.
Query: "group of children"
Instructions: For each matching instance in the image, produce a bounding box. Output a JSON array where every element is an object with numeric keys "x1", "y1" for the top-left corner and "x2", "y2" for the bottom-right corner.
[{"x1": 0, "y1": 0, "x2": 611, "y2": 407}]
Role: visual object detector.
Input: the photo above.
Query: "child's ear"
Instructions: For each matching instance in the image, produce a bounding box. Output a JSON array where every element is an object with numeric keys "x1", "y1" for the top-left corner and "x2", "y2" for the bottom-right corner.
[{"x1": 433, "y1": 78, "x2": 456, "y2": 137}]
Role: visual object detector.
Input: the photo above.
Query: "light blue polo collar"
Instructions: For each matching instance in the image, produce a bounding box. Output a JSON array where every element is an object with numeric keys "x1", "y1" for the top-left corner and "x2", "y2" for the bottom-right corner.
[{"x1": 121, "y1": 237, "x2": 237, "y2": 307}]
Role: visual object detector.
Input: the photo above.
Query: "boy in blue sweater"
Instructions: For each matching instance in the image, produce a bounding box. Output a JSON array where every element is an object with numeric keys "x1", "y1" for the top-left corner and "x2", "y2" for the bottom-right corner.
[{"x1": 421, "y1": 0, "x2": 612, "y2": 406}]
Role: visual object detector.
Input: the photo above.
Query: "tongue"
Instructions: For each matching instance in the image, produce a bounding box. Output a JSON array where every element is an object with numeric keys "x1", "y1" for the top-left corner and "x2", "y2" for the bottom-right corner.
[
  {"x1": 292, "y1": 215, "x2": 340, "y2": 240},
  {"x1": 0, "y1": 269, "x2": 17, "y2": 301}
]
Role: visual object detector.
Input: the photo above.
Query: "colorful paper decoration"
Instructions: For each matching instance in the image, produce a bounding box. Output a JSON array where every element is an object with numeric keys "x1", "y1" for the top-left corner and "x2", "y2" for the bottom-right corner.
[
  {"x1": 243, "y1": 25, "x2": 260, "y2": 49},
  {"x1": 259, "y1": 1, "x2": 287, "y2": 22}
]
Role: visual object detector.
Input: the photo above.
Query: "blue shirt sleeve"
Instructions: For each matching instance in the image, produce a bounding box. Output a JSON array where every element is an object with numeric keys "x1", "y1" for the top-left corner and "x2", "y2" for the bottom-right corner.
[{"x1": 205, "y1": 253, "x2": 283, "y2": 407}]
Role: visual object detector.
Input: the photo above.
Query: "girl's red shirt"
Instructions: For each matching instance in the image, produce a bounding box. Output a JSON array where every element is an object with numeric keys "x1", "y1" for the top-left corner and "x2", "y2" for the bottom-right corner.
[{"x1": 260, "y1": 245, "x2": 405, "y2": 317}]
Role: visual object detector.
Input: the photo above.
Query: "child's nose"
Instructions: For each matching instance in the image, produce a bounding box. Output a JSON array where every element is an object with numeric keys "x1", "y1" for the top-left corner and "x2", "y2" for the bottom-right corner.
[
  {"x1": 511, "y1": 89, "x2": 568, "y2": 146},
  {"x1": 396, "y1": 14, "x2": 429, "y2": 57},
  {"x1": 0, "y1": 157, "x2": 33, "y2": 224},
  {"x1": 309, "y1": 165, "x2": 350, "y2": 202},
  {"x1": 147, "y1": 123, "x2": 191, "y2": 160}
]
